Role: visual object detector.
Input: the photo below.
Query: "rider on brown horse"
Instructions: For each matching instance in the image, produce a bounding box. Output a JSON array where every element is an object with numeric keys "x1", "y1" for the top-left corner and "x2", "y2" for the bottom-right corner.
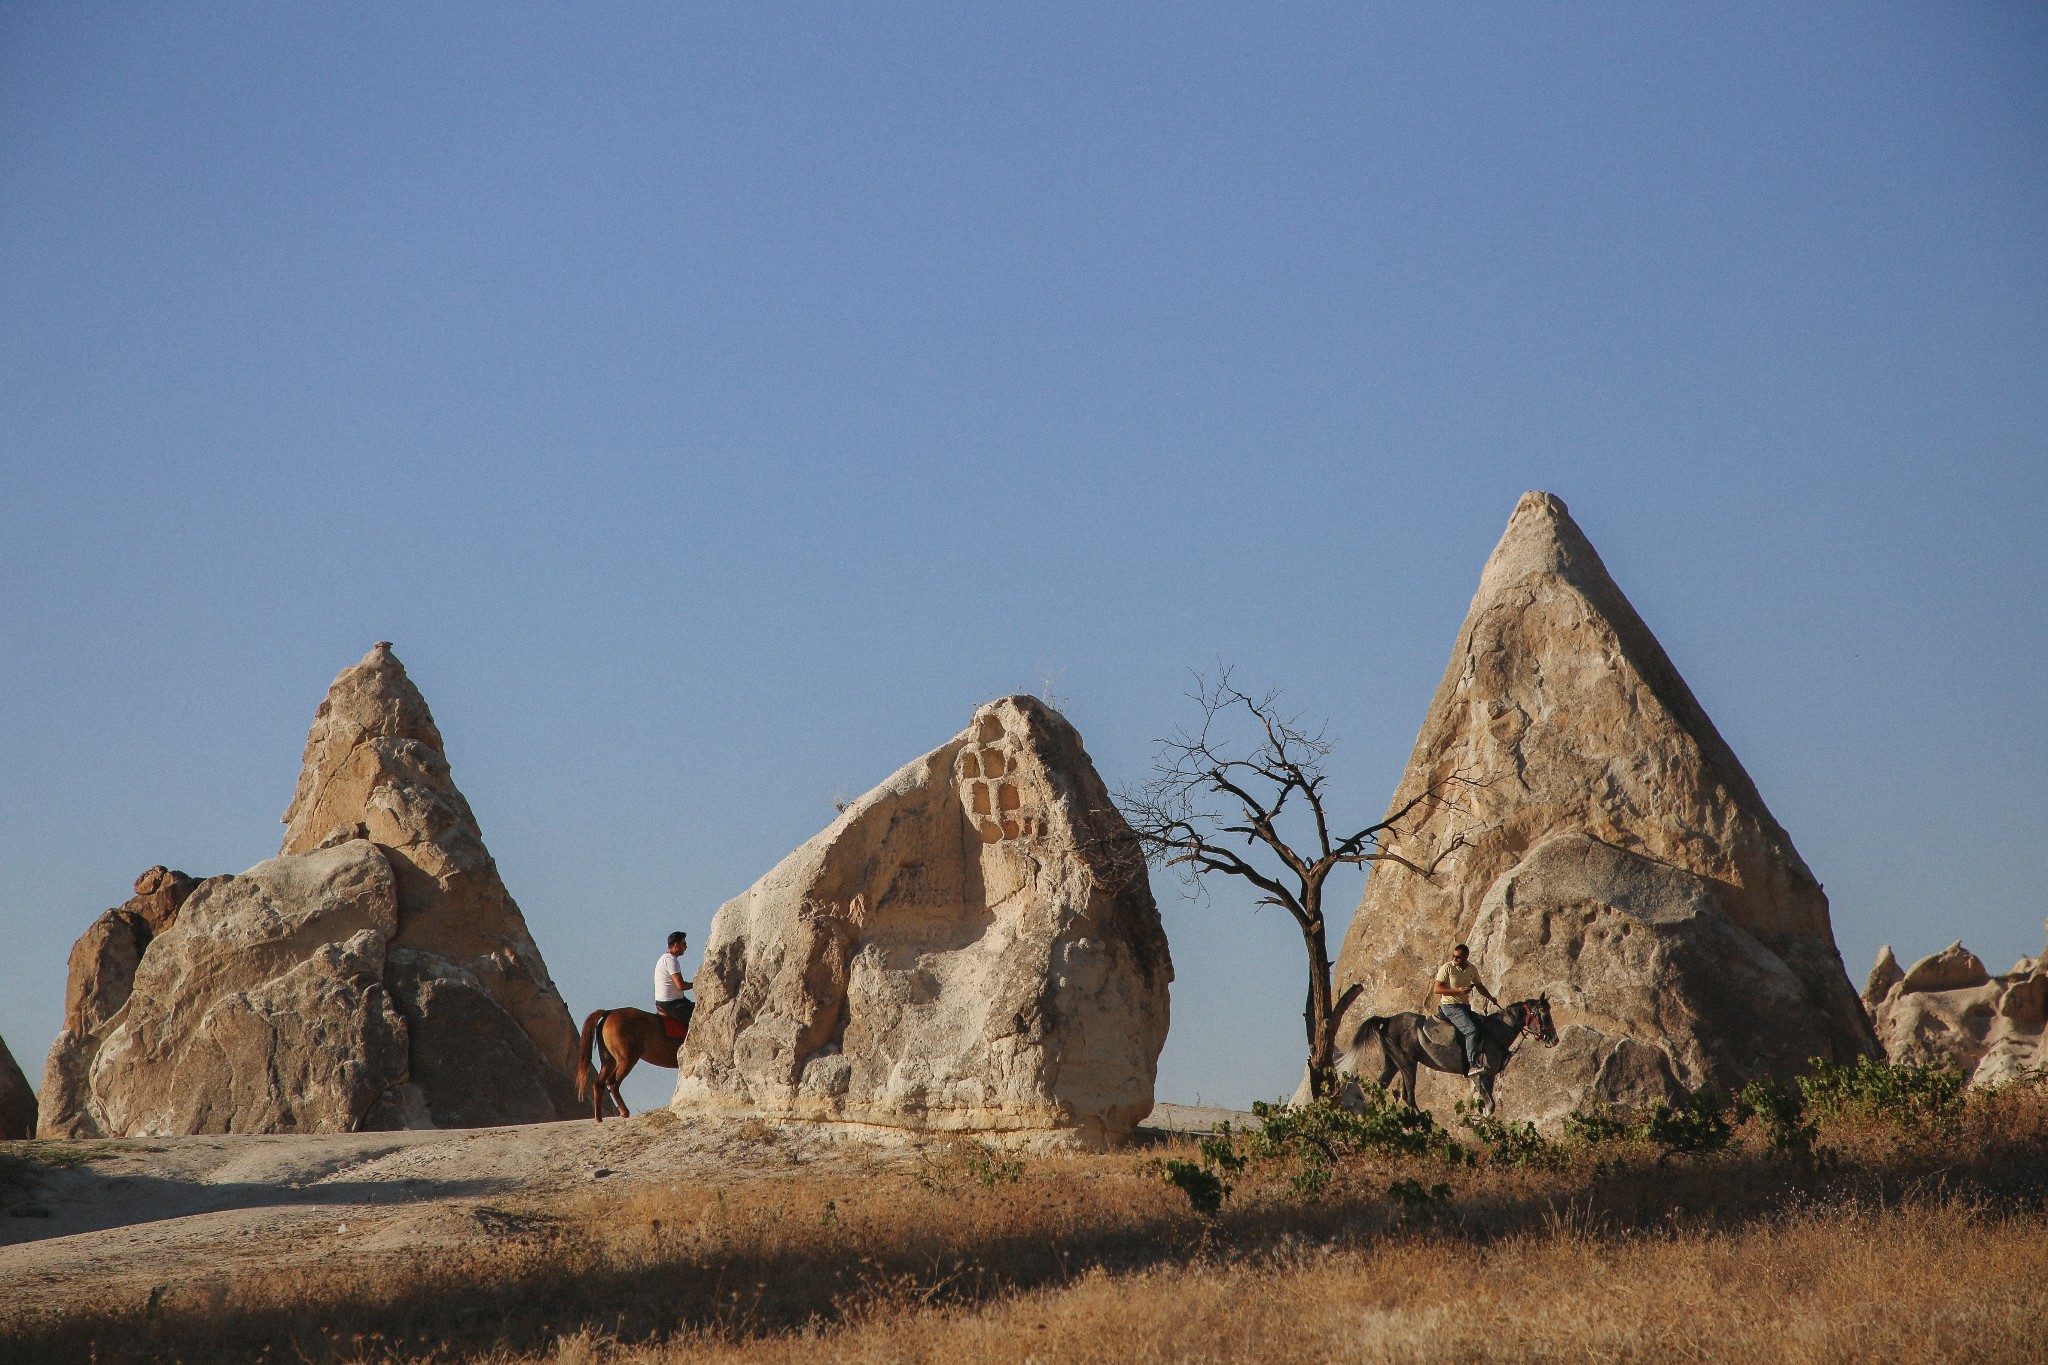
[{"x1": 656, "y1": 930, "x2": 695, "y2": 1032}]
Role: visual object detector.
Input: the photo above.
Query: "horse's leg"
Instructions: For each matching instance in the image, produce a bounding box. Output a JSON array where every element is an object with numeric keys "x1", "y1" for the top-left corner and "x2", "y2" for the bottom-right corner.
[{"x1": 1398, "y1": 1061, "x2": 1419, "y2": 1110}]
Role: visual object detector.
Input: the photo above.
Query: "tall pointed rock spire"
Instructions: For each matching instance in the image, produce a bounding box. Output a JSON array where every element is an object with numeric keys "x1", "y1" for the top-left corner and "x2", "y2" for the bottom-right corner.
[
  {"x1": 282, "y1": 642, "x2": 582, "y2": 1126},
  {"x1": 1331, "y1": 493, "x2": 1875, "y2": 1121}
]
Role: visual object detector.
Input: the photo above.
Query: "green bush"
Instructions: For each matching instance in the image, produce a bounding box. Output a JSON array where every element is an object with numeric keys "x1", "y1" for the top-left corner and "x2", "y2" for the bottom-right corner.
[
  {"x1": 1154, "y1": 1157, "x2": 1228, "y2": 1214},
  {"x1": 1800, "y1": 1056, "x2": 1966, "y2": 1134},
  {"x1": 1639, "y1": 1088, "x2": 1732, "y2": 1155},
  {"x1": 1733, "y1": 1076, "x2": 1818, "y2": 1156},
  {"x1": 1387, "y1": 1177, "x2": 1459, "y2": 1229},
  {"x1": 1561, "y1": 1103, "x2": 1635, "y2": 1147},
  {"x1": 1246, "y1": 1090, "x2": 1469, "y2": 1198},
  {"x1": 1457, "y1": 1102, "x2": 1561, "y2": 1168}
]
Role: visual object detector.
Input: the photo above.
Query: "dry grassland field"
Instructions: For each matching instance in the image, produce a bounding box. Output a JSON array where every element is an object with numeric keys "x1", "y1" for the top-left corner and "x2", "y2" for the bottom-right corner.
[{"x1": 3, "y1": 1077, "x2": 2046, "y2": 1365}]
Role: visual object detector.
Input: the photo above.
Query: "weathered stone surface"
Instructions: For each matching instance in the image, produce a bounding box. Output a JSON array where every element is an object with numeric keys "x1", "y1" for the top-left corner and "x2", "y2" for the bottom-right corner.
[
  {"x1": 0, "y1": 1035, "x2": 35, "y2": 1140},
  {"x1": 674, "y1": 696, "x2": 1172, "y2": 1149},
  {"x1": 126, "y1": 866, "x2": 199, "y2": 935},
  {"x1": 38, "y1": 909, "x2": 154, "y2": 1137},
  {"x1": 1867, "y1": 927, "x2": 2047, "y2": 1089},
  {"x1": 38, "y1": 643, "x2": 582, "y2": 1136},
  {"x1": 1863, "y1": 945, "x2": 1904, "y2": 1010},
  {"x1": 281, "y1": 642, "x2": 581, "y2": 1124},
  {"x1": 82, "y1": 841, "x2": 411, "y2": 1136},
  {"x1": 1329, "y1": 492, "x2": 1876, "y2": 1122}
]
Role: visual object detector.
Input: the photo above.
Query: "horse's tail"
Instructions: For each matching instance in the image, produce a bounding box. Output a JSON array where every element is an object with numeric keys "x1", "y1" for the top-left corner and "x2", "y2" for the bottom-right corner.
[{"x1": 577, "y1": 1009, "x2": 610, "y2": 1099}]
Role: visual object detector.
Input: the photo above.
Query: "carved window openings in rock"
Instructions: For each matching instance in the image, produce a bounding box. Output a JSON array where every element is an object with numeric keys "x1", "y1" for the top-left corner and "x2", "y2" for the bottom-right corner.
[{"x1": 957, "y1": 716, "x2": 1041, "y2": 845}]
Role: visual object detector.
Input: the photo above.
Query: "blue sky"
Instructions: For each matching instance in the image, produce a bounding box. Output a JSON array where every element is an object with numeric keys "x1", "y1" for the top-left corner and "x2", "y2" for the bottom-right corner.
[{"x1": 3, "y1": 4, "x2": 2043, "y2": 1113}]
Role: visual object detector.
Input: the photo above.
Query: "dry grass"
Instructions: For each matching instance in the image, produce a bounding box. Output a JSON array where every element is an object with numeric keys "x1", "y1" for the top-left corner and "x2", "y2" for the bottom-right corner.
[{"x1": 8, "y1": 1083, "x2": 2048, "y2": 1364}]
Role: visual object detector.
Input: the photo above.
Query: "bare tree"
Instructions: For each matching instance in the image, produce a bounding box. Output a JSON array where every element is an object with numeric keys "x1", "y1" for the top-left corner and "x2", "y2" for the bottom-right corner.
[{"x1": 1117, "y1": 669, "x2": 1471, "y2": 1100}]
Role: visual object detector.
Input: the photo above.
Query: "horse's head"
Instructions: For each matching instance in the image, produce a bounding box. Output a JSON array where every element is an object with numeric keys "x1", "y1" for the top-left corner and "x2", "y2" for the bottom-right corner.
[{"x1": 1517, "y1": 995, "x2": 1558, "y2": 1047}]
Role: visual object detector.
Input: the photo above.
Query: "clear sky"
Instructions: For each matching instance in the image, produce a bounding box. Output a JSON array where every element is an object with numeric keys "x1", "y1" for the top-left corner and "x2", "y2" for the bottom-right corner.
[{"x1": 3, "y1": 4, "x2": 2043, "y2": 1115}]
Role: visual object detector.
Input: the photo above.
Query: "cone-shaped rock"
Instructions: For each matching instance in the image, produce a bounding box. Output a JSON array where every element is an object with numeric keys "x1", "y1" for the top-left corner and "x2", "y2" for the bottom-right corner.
[
  {"x1": 673, "y1": 696, "x2": 1172, "y2": 1149},
  {"x1": 38, "y1": 645, "x2": 581, "y2": 1136},
  {"x1": 1330, "y1": 492, "x2": 1876, "y2": 1123},
  {"x1": 280, "y1": 643, "x2": 582, "y2": 1126},
  {"x1": 1, "y1": 1035, "x2": 35, "y2": 1140}
]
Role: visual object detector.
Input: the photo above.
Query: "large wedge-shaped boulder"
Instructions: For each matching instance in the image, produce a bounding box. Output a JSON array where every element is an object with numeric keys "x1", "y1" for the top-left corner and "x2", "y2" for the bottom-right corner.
[
  {"x1": 82, "y1": 841, "x2": 411, "y2": 1135},
  {"x1": 1330, "y1": 492, "x2": 1876, "y2": 1122},
  {"x1": 673, "y1": 696, "x2": 1172, "y2": 1149},
  {"x1": 1866, "y1": 928, "x2": 2046, "y2": 1089},
  {"x1": 0, "y1": 1035, "x2": 35, "y2": 1140}
]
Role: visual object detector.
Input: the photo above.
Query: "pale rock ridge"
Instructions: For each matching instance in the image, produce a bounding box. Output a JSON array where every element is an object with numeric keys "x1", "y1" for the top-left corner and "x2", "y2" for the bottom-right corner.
[
  {"x1": 1865, "y1": 929, "x2": 2047, "y2": 1089},
  {"x1": 0, "y1": 1035, "x2": 34, "y2": 1140},
  {"x1": 673, "y1": 696, "x2": 1171, "y2": 1149},
  {"x1": 1330, "y1": 492, "x2": 1876, "y2": 1122}
]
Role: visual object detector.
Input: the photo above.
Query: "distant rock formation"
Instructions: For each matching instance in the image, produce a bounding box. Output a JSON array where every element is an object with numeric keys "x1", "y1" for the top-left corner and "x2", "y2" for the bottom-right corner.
[
  {"x1": 0, "y1": 1035, "x2": 34, "y2": 1140},
  {"x1": 1328, "y1": 492, "x2": 1877, "y2": 1125},
  {"x1": 674, "y1": 696, "x2": 1172, "y2": 1149},
  {"x1": 1864, "y1": 930, "x2": 2047, "y2": 1089},
  {"x1": 39, "y1": 644, "x2": 581, "y2": 1136}
]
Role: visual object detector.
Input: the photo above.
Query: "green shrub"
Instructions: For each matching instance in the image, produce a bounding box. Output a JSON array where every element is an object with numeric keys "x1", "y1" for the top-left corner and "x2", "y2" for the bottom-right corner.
[
  {"x1": 1733, "y1": 1076, "x2": 1817, "y2": 1156},
  {"x1": 1245, "y1": 1090, "x2": 1469, "y2": 1198},
  {"x1": 1561, "y1": 1103, "x2": 1635, "y2": 1147},
  {"x1": 1639, "y1": 1088, "x2": 1732, "y2": 1155},
  {"x1": 1457, "y1": 1102, "x2": 1561, "y2": 1168},
  {"x1": 1387, "y1": 1177, "x2": 1459, "y2": 1229},
  {"x1": 1154, "y1": 1157, "x2": 1228, "y2": 1214},
  {"x1": 1800, "y1": 1056, "x2": 1966, "y2": 1134}
]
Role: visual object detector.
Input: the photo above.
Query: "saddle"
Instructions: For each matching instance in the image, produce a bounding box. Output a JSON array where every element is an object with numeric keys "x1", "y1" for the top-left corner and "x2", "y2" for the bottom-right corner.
[
  {"x1": 660, "y1": 1016, "x2": 689, "y2": 1041},
  {"x1": 1418, "y1": 1017, "x2": 1460, "y2": 1049}
]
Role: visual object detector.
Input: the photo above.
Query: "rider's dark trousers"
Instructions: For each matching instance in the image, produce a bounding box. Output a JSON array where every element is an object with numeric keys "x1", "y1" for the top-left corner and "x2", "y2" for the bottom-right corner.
[
  {"x1": 1439, "y1": 1002, "x2": 1480, "y2": 1071},
  {"x1": 656, "y1": 996, "x2": 694, "y2": 1028}
]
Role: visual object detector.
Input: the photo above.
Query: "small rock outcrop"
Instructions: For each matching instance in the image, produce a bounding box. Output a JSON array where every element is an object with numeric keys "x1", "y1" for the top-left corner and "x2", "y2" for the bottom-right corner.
[
  {"x1": 37, "y1": 867, "x2": 203, "y2": 1137},
  {"x1": 0, "y1": 1035, "x2": 35, "y2": 1140},
  {"x1": 39, "y1": 644, "x2": 581, "y2": 1136},
  {"x1": 673, "y1": 696, "x2": 1172, "y2": 1149},
  {"x1": 1329, "y1": 492, "x2": 1877, "y2": 1123},
  {"x1": 1865, "y1": 931, "x2": 2046, "y2": 1089}
]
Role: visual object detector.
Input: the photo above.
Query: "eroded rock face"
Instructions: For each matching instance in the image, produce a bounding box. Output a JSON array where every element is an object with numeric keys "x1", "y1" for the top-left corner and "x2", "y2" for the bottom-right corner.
[
  {"x1": 1866, "y1": 930, "x2": 2047, "y2": 1089},
  {"x1": 1330, "y1": 492, "x2": 1876, "y2": 1122},
  {"x1": 85, "y1": 841, "x2": 411, "y2": 1136},
  {"x1": 38, "y1": 643, "x2": 581, "y2": 1136},
  {"x1": 281, "y1": 642, "x2": 581, "y2": 1125},
  {"x1": 673, "y1": 696, "x2": 1171, "y2": 1149},
  {"x1": 0, "y1": 1036, "x2": 35, "y2": 1140}
]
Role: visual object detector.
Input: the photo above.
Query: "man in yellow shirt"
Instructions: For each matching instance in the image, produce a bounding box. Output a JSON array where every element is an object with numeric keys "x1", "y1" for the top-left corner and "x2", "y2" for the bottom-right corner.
[{"x1": 1431, "y1": 943, "x2": 1499, "y2": 1077}]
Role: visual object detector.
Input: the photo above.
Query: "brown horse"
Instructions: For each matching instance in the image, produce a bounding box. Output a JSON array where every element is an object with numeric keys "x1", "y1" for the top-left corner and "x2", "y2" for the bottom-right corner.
[{"x1": 577, "y1": 1007, "x2": 687, "y2": 1122}]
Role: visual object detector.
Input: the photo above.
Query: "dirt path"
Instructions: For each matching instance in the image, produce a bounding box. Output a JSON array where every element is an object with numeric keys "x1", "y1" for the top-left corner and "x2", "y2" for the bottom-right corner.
[{"x1": 0, "y1": 1104, "x2": 1245, "y2": 1323}]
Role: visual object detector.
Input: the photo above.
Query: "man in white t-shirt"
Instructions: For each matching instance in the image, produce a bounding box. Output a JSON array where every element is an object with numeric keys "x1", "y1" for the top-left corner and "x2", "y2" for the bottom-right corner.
[
  {"x1": 1431, "y1": 942, "x2": 1498, "y2": 1078},
  {"x1": 654, "y1": 931, "x2": 694, "y2": 1031}
]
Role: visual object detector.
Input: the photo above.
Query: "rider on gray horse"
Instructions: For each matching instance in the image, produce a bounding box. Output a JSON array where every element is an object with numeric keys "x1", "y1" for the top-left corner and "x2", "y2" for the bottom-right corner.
[{"x1": 1430, "y1": 943, "x2": 1499, "y2": 1077}]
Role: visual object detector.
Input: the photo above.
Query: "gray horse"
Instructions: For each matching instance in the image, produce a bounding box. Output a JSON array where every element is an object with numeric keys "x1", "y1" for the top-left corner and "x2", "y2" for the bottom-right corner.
[{"x1": 1337, "y1": 996, "x2": 1557, "y2": 1114}]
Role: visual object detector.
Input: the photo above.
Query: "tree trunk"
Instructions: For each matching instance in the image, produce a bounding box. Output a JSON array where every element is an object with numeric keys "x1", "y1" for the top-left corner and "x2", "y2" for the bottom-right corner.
[{"x1": 1302, "y1": 900, "x2": 1335, "y2": 1099}]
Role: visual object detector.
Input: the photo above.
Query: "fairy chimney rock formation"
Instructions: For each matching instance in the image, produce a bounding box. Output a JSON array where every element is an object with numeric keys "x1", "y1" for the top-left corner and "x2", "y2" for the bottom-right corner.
[
  {"x1": 1330, "y1": 492, "x2": 1876, "y2": 1125},
  {"x1": 673, "y1": 696, "x2": 1172, "y2": 1149},
  {"x1": 1, "y1": 1035, "x2": 35, "y2": 1140},
  {"x1": 39, "y1": 644, "x2": 581, "y2": 1136},
  {"x1": 1865, "y1": 930, "x2": 2047, "y2": 1089}
]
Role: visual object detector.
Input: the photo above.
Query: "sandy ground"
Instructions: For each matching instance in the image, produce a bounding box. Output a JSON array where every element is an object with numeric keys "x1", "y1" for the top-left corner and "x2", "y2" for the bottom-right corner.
[{"x1": 0, "y1": 1103, "x2": 1246, "y2": 1322}]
